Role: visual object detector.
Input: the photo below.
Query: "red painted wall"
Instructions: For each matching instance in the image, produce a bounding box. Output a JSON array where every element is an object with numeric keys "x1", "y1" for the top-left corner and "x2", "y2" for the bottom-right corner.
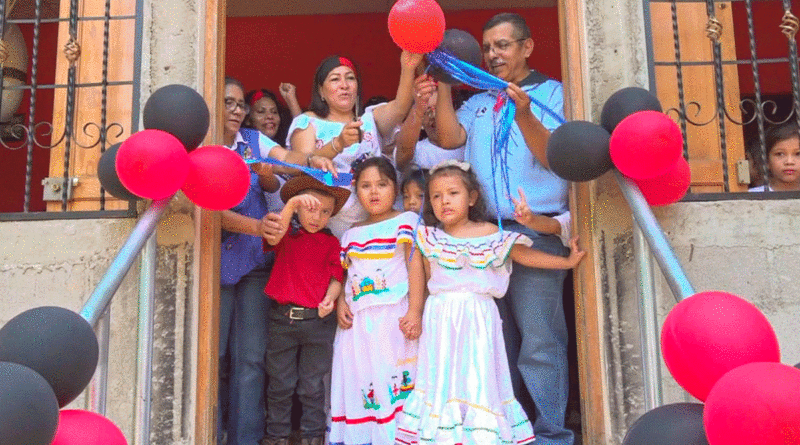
[
  {"x1": 732, "y1": 1, "x2": 800, "y2": 96},
  {"x1": 0, "y1": 23, "x2": 58, "y2": 213},
  {"x1": 225, "y1": 8, "x2": 562, "y2": 112}
]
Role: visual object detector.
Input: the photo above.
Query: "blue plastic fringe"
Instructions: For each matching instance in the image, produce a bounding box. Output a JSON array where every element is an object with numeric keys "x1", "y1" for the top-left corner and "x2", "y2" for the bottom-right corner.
[{"x1": 426, "y1": 49, "x2": 567, "y2": 230}]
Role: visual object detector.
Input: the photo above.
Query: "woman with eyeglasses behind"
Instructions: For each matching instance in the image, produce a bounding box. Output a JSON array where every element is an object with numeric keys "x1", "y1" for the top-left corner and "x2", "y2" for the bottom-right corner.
[
  {"x1": 285, "y1": 51, "x2": 432, "y2": 238},
  {"x1": 217, "y1": 77, "x2": 334, "y2": 445}
]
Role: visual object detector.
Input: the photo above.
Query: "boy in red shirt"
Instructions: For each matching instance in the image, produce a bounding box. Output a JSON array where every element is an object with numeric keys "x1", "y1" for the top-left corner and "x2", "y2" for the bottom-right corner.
[{"x1": 261, "y1": 174, "x2": 350, "y2": 445}]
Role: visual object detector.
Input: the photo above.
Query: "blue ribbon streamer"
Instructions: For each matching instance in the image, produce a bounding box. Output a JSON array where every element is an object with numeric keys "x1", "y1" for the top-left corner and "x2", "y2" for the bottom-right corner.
[
  {"x1": 426, "y1": 49, "x2": 567, "y2": 230},
  {"x1": 244, "y1": 156, "x2": 352, "y2": 187}
]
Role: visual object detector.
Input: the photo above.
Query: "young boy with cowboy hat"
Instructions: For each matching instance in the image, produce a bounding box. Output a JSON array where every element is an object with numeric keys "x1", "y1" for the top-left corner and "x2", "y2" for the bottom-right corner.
[{"x1": 261, "y1": 174, "x2": 350, "y2": 445}]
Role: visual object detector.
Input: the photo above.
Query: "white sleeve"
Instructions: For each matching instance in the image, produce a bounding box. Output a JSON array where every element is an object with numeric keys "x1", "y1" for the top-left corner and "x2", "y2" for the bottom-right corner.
[
  {"x1": 257, "y1": 132, "x2": 279, "y2": 158},
  {"x1": 554, "y1": 211, "x2": 571, "y2": 247}
]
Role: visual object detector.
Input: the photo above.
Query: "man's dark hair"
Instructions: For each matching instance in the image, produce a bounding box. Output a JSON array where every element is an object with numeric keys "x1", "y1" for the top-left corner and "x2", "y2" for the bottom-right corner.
[{"x1": 483, "y1": 12, "x2": 531, "y2": 40}]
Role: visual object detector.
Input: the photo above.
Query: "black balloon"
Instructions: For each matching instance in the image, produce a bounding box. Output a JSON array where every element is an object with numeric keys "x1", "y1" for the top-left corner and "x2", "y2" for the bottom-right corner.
[
  {"x1": 142, "y1": 84, "x2": 210, "y2": 151},
  {"x1": 546, "y1": 120, "x2": 613, "y2": 182},
  {"x1": 0, "y1": 362, "x2": 60, "y2": 445},
  {"x1": 97, "y1": 142, "x2": 141, "y2": 201},
  {"x1": 623, "y1": 403, "x2": 709, "y2": 445},
  {"x1": 0, "y1": 306, "x2": 99, "y2": 407},
  {"x1": 428, "y1": 29, "x2": 482, "y2": 85},
  {"x1": 600, "y1": 87, "x2": 663, "y2": 133}
]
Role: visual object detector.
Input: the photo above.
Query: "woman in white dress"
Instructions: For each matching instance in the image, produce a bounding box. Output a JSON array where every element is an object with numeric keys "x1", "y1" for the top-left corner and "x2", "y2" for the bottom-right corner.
[{"x1": 286, "y1": 52, "x2": 430, "y2": 237}]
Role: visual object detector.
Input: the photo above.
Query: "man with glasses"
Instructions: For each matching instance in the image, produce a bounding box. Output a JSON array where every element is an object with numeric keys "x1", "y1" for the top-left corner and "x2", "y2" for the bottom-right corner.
[{"x1": 433, "y1": 12, "x2": 574, "y2": 445}]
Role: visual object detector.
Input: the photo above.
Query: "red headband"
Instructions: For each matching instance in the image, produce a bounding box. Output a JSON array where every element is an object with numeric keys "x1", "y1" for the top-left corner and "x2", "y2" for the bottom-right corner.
[
  {"x1": 339, "y1": 57, "x2": 356, "y2": 72},
  {"x1": 249, "y1": 90, "x2": 265, "y2": 106}
]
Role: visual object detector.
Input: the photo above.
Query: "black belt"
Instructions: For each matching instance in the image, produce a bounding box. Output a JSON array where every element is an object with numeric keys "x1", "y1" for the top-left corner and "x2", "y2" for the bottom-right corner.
[{"x1": 271, "y1": 301, "x2": 318, "y2": 320}]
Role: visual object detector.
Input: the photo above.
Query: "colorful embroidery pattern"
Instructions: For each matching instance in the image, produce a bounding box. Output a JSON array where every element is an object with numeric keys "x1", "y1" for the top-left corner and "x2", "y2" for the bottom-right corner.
[
  {"x1": 342, "y1": 224, "x2": 414, "y2": 261},
  {"x1": 349, "y1": 271, "x2": 389, "y2": 301},
  {"x1": 416, "y1": 226, "x2": 530, "y2": 270},
  {"x1": 390, "y1": 370, "x2": 415, "y2": 404},
  {"x1": 362, "y1": 383, "x2": 381, "y2": 411}
]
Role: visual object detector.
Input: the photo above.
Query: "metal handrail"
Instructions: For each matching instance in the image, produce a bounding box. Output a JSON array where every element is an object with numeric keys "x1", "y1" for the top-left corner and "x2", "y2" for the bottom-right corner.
[
  {"x1": 79, "y1": 197, "x2": 171, "y2": 444},
  {"x1": 80, "y1": 197, "x2": 170, "y2": 325},
  {"x1": 615, "y1": 172, "x2": 695, "y2": 301},
  {"x1": 614, "y1": 171, "x2": 696, "y2": 410}
]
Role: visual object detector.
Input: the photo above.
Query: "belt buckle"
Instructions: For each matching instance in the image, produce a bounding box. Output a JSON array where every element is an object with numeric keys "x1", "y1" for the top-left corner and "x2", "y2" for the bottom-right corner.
[{"x1": 288, "y1": 307, "x2": 304, "y2": 320}]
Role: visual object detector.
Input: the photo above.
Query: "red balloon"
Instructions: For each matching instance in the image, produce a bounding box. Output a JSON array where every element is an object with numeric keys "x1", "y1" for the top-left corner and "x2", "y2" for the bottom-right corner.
[
  {"x1": 181, "y1": 145, "x2": 250, "y2": 210},
  {"x1": 633, "y1": 156, "x2": 691, "y2": 206},
  {"x1": 610, "y1": 110, "x2": 683, "y2": 179},
  {"x1": 388, "y1": 0, "x2": 445, "y2": 53},
  {"x1": 51, "y1": 409, "x2": 127, "y2": 445},
  {"x1": 116, "y1": 129, "x2": 189, "y2": 200},
  {"x1": 661, "y1": 291, "x2": 780, "y2": 401},
  {"x1": 705, "y1": 362, "x2": 800, "y2": 444}
]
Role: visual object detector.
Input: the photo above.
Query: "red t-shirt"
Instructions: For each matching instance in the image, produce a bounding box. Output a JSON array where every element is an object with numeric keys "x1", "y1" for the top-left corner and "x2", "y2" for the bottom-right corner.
[{"x1": 263, "y1": 227, "x2": 344, "y2": 308}]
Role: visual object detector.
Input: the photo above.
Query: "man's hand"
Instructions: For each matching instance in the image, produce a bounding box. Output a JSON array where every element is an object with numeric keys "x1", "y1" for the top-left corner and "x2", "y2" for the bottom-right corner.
[{"x1": 506, "y1": 83, "x2": 533, "y2": 120}]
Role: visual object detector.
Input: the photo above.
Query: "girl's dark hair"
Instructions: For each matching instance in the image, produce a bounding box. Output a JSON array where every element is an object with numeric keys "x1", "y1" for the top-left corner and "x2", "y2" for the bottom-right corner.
[
  {"x1": 308, "y1": 55, "x2": 361, "y2": 118},
  {"x1": 401, "y1": 168, "x2": 427, "y2": 193},
  {"x1": 423, "y1": 165, "x2": 487, "y2": 225},
  {"x1": 352, "y1": 156, "x2": 398, "y2": 191},
  {"x1": 243, "y1": 88, "x2": 291, "y2": 145},
  {"x1": 765, "y1": 122, "x2": 800, "y2": 155}
]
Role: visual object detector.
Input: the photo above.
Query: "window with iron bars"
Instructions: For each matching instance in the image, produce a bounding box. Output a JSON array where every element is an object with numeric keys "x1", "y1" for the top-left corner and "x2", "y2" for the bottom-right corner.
[
  {"x1": 645, "y1": 0, "x2": 800, "y2": 196},
  {"x1": 0, "y1": 0, "x2": 141, "y2": 220}
]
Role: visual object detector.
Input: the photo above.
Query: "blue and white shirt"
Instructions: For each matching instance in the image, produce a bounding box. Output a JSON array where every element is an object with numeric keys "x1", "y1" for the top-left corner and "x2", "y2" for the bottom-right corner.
[
  {"x1": 219, "y1": 128, "x2": 279, "y2": 286},
  {"x1": 456, "y1": 70, "x2": 568, "y2": 219}
]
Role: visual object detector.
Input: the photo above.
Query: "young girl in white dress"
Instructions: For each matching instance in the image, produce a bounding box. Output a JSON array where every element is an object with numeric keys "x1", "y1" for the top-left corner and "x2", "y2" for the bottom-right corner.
[
  {"x1": 329, "y1": 156, "x2": 424, "y2": 445},
  {"x1": 395, "y1": 160, "x2": 585, "y2": 445}
]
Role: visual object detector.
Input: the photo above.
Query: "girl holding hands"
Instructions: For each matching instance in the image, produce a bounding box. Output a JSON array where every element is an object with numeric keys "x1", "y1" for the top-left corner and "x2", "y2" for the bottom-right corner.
[{"x1": 395, "y1": 160, "x2": 585, "y2": 445}]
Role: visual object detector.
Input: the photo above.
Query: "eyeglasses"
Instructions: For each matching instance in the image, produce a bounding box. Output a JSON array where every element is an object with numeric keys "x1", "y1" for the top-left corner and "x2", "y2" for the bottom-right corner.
[
  {"x1": 482, "y1": 38, "x2": 526, "y2": 54},
  {"x1": 225, "y1": 98, "x2": 250, "y2": 114}
]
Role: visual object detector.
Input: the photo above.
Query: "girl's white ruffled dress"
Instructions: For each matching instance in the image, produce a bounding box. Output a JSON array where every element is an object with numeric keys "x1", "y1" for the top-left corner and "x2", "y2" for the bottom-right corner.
[
  {"x1": 329, "y1": 212, "x2": 420, "y2": 445},
  {"x1": 395, "y1": 226, "x2": 536, "y2": 445}
]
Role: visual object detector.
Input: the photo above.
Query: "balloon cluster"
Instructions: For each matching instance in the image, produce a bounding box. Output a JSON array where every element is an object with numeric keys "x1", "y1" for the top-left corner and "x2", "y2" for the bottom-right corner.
[
  {"x1": 0, "y1": 307, "x2": 127, "y2": 445},
  {"x1": 545, "y1": 87, "x2": 690, "y2": 206},
  {"x1": 623, "y1": 291, "x2": 800, "y2": 445},
  {"x1": 98, "y1": 84, "x2": 252, "y2": 210}
]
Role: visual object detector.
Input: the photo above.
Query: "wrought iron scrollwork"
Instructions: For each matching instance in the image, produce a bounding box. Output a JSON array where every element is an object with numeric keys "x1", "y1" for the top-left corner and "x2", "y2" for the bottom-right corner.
[
  {"x1": 666, "y1": 98, "x2": 798, "y2": 129},
  {"x1": 0, "y1": 120, "x2": 127, "y2": 150}
]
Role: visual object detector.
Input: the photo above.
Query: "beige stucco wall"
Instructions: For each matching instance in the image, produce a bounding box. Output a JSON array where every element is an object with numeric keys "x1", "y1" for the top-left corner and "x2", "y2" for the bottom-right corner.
[
  {"x1": 1, "y1": 0, "x2": 206, "y2": 443},
  {"x1": 0, "y1": 218, "x2": 140, "y2": 438},
  {"x1": 584, "y1": 0, "x2": 800, "y2": 442}
]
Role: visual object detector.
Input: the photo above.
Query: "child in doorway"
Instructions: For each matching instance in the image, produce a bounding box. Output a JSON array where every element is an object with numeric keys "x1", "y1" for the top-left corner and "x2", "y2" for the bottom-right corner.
[
  {"x1": 395, "y1": 160, "x2": 585, "y2": 445},
  {"x1": 749, "y1": 122, "x2": 800, "y2": 191},
  {"x1": 261, "y1": 174, "x2": 351, "y2": 445},
  {"x1": 329, "y1": 156, "x2": 423, "y2": 445},
  {"x1": 400, "y1": 168, "x2": 426, "y2": 214}
]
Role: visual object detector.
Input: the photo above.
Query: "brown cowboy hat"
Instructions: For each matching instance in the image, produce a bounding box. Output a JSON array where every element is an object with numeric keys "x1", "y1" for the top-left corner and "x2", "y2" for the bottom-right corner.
[{"x1": 280, "y1": 174, "x2": 351, "y2": 216}]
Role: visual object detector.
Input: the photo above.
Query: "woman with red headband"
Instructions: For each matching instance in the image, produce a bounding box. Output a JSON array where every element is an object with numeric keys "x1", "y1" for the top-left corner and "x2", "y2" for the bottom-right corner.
[
  {"x1": 286, "y1": 52, "x2": 426, "y2": 238},
  {"x1": 244, "y1": 85, "x2": 302, "y2": 147}
]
